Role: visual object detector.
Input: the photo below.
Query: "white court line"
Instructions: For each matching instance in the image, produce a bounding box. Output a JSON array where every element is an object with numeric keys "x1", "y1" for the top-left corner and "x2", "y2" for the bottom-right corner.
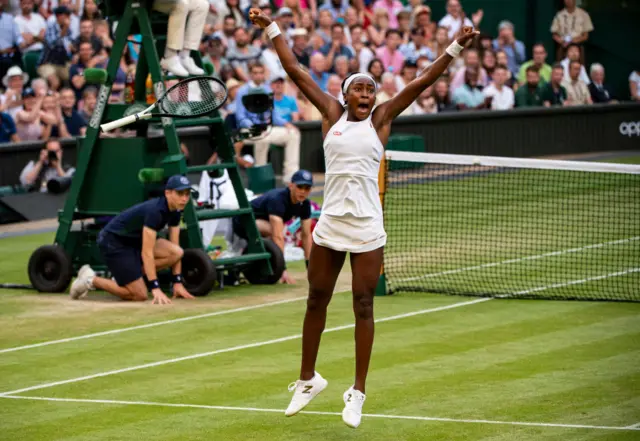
[
  {"x1": 0, "y1": 298, "x2": 490, "y2": 397},
  {"x1": 2, "y1": 395, "x2": 637, "y2": 432},
  {"x1": 399, "y1": 237, "x2": 640, "y2": 283},
  {"x1": 0, "y1": 296, "x2": 307, "y2": 355},
  {"x1": 510, "y1": 268, "x2": 640, "y2": 296},
  {"x1": 625, "y1": 422, "x2": 640, "y2": 429}
]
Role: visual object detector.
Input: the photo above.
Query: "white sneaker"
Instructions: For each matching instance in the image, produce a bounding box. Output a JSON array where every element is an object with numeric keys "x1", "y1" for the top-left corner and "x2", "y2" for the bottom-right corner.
[
  {"x1": 180, "y1": 56, "x2": 205, "y2": 75},
  {"x1": 342, "y1": 386, "x2": 366, "y2": 429},
  {"x1": 160, "y1": 56, "x2": 189, "y2": 77},
  {"x1": 284, "y1": 372, "x2": 328, "y2": 417},
  {"x1": 70, "y1": 265, "x2": 95, "y2": 300}
]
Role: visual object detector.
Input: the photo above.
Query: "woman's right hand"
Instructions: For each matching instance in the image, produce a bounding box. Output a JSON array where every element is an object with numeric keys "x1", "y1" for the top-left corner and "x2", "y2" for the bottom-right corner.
[{"x1": 249, "y1": 8, "x2": 272, "y2": 29}]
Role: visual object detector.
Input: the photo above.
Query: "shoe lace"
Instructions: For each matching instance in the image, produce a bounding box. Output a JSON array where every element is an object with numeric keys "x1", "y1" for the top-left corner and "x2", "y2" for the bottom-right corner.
[{"x1": 288, "y1": 380, "x2": 302, "y2": 393}]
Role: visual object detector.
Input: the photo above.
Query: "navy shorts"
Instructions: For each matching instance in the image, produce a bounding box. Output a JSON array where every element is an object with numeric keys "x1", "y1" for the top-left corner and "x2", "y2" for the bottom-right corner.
[
  {"x1": 97, "y1": 230, "x2": 143, "y2": 287},
  {"x1": 232, "y1": 216, "x2": 248, "y2": 240}
]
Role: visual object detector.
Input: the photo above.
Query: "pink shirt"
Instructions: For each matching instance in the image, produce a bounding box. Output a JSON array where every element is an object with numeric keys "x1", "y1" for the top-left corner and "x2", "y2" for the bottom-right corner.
[
  {"x1": 450, "y1": 66, "x2": 490, "y2": 91},
  {"x1": 376, "y1": 46, "x2": 405, "y2": 74},
  {"x1": 372, "y1": 0, "x2": 404, "y2": 29}
]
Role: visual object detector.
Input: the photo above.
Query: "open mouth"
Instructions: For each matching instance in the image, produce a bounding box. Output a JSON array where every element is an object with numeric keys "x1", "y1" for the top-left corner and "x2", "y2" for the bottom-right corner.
[{"x1": 357, "y1": 103, "x2": 369, "y2": 111}]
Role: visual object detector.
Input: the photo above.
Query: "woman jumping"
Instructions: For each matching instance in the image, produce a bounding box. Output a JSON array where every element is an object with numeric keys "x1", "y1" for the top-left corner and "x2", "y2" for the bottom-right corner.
[{"x1": 249, "y1": 8, "x2": 478, "y2": 429}]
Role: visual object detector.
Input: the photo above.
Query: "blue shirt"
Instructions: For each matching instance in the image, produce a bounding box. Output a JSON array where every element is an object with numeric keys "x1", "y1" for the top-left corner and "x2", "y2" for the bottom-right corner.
[
  {"x1": 492, "y1": 39, "x2": 526, "y2": 76},
  {"x1": 0, "y1": 112, "x2": 16, "y2": 142},
  {"x1": 452, "y1": 85, "x2": 486, "y2": 108},
  {"x1": 235, "y1": 83, "x2": 288, "y2": 128},
  {"x1": 63, "y1": 109, "x2": 86, "y2": 136},
  {"x1": 102, "y1": 196, "x2": 182, "y2": 247},
  {"x1": 0, "y1": 12, "x2": 23, "y2": 52},
  {"x1": 274, "y1": 95, "x2": 299, "y2": 124},
  {"x1": 251, "y1": 187, "x2": 311, "y2": 223},
  {"x1": 310, "y1": 71, "x2": 330, "y2": 92}
]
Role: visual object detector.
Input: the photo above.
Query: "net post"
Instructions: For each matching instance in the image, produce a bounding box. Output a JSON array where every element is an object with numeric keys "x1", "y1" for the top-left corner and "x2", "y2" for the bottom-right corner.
[{"x1": 376, "y1": 152, "x2": 389, "y2": 296}]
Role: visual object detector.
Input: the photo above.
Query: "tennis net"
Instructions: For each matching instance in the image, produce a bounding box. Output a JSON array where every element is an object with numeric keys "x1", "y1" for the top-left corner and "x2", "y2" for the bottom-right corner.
[{"x1": 382, "y1": 151, "x2": 640, "y2": 302}]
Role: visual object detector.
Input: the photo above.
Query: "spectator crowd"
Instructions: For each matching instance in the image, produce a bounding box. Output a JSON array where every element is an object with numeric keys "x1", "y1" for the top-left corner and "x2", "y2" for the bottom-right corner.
[{"x1": 0, "y1": 0, "x2": 638, "y2": 186}]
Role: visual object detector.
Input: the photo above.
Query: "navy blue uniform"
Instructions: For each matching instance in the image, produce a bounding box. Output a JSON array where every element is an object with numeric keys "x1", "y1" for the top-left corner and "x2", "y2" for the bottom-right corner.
[
  {"x1": 233, "y1": 187, "x2": 311, "y2": 239},
  {"x1": 97, "y1": 197, "x2": 182, "y2": 286}
]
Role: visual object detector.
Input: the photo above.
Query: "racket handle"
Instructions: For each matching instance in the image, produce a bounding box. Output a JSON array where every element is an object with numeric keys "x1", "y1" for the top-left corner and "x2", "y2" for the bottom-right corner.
[{"x1": 100, "y1": 112, "x2": 152, "y2": 132}]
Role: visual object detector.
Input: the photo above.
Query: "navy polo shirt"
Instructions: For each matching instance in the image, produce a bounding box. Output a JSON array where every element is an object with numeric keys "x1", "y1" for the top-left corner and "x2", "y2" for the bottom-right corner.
[
  {"x1": 251, "y1": 187, "x2": 311, "y2": 223},
  {"x1": 102, "y1": 196, "x2": 182, "y2": 248}
]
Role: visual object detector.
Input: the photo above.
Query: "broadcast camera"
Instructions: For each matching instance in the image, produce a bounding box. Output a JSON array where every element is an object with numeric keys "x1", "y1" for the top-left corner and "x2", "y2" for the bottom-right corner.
[{"x1": 231, "y1": 87, "x2": 274, "y2": 143}]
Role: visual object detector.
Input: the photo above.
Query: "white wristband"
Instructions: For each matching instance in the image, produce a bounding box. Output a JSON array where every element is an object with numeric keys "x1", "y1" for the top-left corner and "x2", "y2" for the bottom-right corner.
[
  {"x1": 445, "y1": 41, "x2": 465, "y2": 58},
  {"x1": 266, "y1": 22, "x2": 281, "y2": 39}
]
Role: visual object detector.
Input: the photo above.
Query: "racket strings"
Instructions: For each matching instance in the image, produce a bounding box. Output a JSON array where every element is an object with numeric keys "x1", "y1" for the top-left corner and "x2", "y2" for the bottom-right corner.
[{"x1": 162, "y1": 78, "x2": 227, "y2": 116}]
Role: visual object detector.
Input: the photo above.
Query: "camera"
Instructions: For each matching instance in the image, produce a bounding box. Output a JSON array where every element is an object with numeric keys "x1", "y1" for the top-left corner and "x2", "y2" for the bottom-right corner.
[{"x1": 47, "y1": 150, "x2": 58, "y2": 162}]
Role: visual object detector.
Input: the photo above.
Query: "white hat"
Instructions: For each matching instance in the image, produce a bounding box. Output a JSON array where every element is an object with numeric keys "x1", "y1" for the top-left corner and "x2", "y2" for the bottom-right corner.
[{"x1": 2, "y1": 66, "x2": 29, "y2": 88}]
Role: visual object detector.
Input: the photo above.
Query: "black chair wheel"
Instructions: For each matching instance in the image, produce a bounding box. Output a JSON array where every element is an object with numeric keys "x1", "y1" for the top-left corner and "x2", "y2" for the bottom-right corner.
[
  {"x1": 243, "y1": 239, "x2": 285, "y2": 285},
  {"x1": 182, "y1": 249, "x2": 217, "y2": 297},
  {"x1": 28, "y1": 245, "x2": 73, "y2": 293}
]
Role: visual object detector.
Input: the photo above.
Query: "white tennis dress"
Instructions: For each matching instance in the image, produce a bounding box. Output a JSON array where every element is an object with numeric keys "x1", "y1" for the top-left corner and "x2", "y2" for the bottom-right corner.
[{"x1": 312, "y1": 110, "x2": 387, "y2": 253}]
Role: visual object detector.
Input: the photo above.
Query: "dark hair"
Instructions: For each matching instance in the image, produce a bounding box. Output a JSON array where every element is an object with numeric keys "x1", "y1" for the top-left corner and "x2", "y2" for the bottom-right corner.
[
  {"x1": 367, "y1": 58, "x2": 384, "y2": 77},
  {"x1": 411, "y1": 27, "x2": 425, "y2": 36},
  {"x1": 340, "y1": 71, "x2": 375, "y2": 94},
  {"x1": 552, "y1": 62, "x2": 564, "y2": 71},
  {"x1": 349, "y1": 24, "x2": 363, "y2": 32},
  {"x1": 526, "y1": 65, "x2": 540, "y2": 74},
  {"x1": 83, "y1": 86, "x2": 98, "y2": 98},
  {"x1": 224, "y1": 14, "x2": 236, "y2": 22},
  {"x1": 532, "y1": 42, "x2": 546, "y2": 51},
  {"x1": 331, "y1": 23, "x2": 344, "y2": 32},
  {"x1": 385, "y1": 29, "x2": 402, "y2": 39},
  {"x1": 249, "y1": 61, "x2": 265, "y2": 72},
  {"x1": 569, "y1": 60, "x2": 582, "y2": 69},
  {"x1": 566, "y1": 42, "x2": 581, "y2": 52},
  {"x1": 494, "y1": 64, "x2": 508, "y2": 71}
]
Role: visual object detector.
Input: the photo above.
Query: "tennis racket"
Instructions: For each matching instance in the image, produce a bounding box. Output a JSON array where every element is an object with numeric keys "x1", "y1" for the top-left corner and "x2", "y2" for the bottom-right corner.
[{"x1": 100, "y1": 76, "x2": 228, "y2": 132}]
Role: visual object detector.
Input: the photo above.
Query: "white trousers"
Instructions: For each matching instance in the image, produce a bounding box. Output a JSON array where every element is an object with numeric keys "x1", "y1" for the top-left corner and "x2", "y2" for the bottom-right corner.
[
  {"x1": 153, "y1": 0, "x2": 209, "y2": 51},
  {"x1": 253, "y1": 126, "x2": 301, "y2": 180}
]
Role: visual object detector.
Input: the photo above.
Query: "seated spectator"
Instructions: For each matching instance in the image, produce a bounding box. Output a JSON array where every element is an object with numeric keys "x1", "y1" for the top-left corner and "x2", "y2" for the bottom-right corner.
[
  {"x1": 290, "y1": 28, "x2": 311, "y2": 68},
  {"x1": 326, "y1": 74, "x2": 342, "y2": 102},
  {"x1": 492, "y1": 21, "x2": 525, "y2": 77},
  {"x1": 69, "y1": 41, "x2": 95, "y2": 101},
  {"x1": 93, "y1": 19, "x2": 113, "y2": 51},
  {"x1": 400, "y1": 27, "x2": 434, "y2": 64},
  {"x1": 15, "y1": 0, "x2": 47, "y2": 54},
  {"x1": 212, "y1": 0, "x2": 247, "y2": 29},
  {"x1": 450, "y1": 48, "x2": 489, "y2": 92},
  {"x1": 483, "y1": 65, "x2": 514, "y2": 110},
  {"x1": 560, "y1": 43, "x2": 589, "y2": 85},
  {"x1": 260, "y1": 33, "x2": 287, "y2": 82},
  {"x1": 227, "y1": 27, "x2": 262, "y2": 82},
  {"x1": 200, "y1": 35, "x2": 229, "y2": 78},
  {"x1": 495, "y1": 50, "x2": 517, "y2": 88},
  {"x1": 59, "y1": 87, "x2": 87, "y2": 135},
  {"x1": 541, "y1": 63, "x2": 568, "y2": 107},
  {"x1": 235, "y1": 62, "x2": 301, "y2": 180},
  {"x1": 274, "y1": 6, "x2": 294, "y2": 43},
  {"x1": 375, "y1": 29, "x2": 404, "y2": 73},
  {"x1": 439, "y1": 0, "x2": 473, "y2": 39},
  {"x1": 452, "y1": 67, "x2": 486, "y2": 111},
  {"x1": 31, "y1": 77, "x2": 49, "y2": 98},
  {"x1": 15, "y1": 87, "x2": 44, "y2": 141},
  {"x1": 395, "y1": 60, "x2": 417, "y2": 92},
  {"x1": 81, "y1": 0, "x2": 102, "y2": 20},
  {"x1": 396, "y1": 10, "x2": 412, "y2": 44},
  {"x1": 309, "y1": 52, "x2": 330, "y2": 92},
  {"x1": 517, "y1": 43, "x2": 551, "y2": 85},
  {"x1": 371, "y1": 0, "x2": 403, "y2": 29},
  {"x1": 38, "y1": 6, "x2": 75, "y2": 86},
  {"x1": 44, "y1": 0, "x2": 80, "y2": 37},
  {"x1": 414, "y1": 87, "x2": 437, "y2": 114},
  {"x1": 271, "y1": 76, "x2": 299, "y2": 124},
  {"x1": 551, "y1": 0, "x2": 593, "y2": 61},
  {"x1": 320, "y1": 23, "x2": 355, "y2": 74},
  {"x1": 588, "y1": 63, "x2": 616, "y2": 104},
  {"x1": 0, "y1": 109, "x2": 19, "y2": 142},
  {"x1": 515, "y1": 66, "x2": 543, "y2": 107},
  {"x1": 630, "y1": 69, "x2": 640, "y2": 101},
  {"x1": 430, "y1": 26, "x2": 450, "y2": 60},
  {"x1": 562, "y1": 60, "x2": 592, "y2": 106},
  {"x1": 412, "y1": 5, "x2": 434, "y2": 40},
  {"x1": 367, "y1": 7, "x2": 391, "y2": 48},
  {"x1": 334, "y1": 55, "x2": 349, "y2": 80},
  {"x1": 349, "y1": 24, "x2": 374, "y2": 73},
  {"x1": 0, "y1": 2, "x2": 27, "y2": 80},
  {"x1": 315, "y1": 9, "x2": 334, "y2": 46},
  {"x1": 482, "y1": 48, "x2": 496, "y2": 79},
  {"x1": 41, "y1": 92, "x2": 70, "y2": 139},
  {"x1": 79, "y1": 86, "x2": 97, "y2": 121},
  {"x1": 376, "y1": 72, "x2": 396, "y2": 103},
  {"x1": 0, "y1": 65, "x2": 27, "y2": 120},
  {"x1": 319, "y1": 0, "x2": 349, "y2": 21},
  {"x1": 72, "y1": 17, "x2": 102, "y2": 54},
  {"x1": 217, "y1": 14, "x2": 238, "y2": 51},
  {"x1": 367, "y1": 58, "x2": 384, "y2": 88},
  {"x1": 19, "y1": 139, "x2": 74, "y2": 192}
]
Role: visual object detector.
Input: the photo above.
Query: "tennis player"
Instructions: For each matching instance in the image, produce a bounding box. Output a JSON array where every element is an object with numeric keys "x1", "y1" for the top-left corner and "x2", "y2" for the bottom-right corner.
[
  {"x1": 249, "y1": 8, "x2": 478, "y2": 429},
  {"x1": 69, "y1": 175, "x2": 196, "y2": 305}
]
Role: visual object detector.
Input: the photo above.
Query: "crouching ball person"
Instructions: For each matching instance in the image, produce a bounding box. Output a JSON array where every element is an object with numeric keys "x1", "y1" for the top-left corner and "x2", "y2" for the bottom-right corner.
[{"x1": 70, "y1": 175, "x2": 196, "y2": 304}]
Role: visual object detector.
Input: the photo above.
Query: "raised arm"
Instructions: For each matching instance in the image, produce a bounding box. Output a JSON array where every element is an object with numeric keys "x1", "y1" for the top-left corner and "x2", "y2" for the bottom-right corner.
[
  {"x1": 249, "y1": 9, "x2": 342, "y2": 119},
  {"x1": 373, "y1": 27, "x2": 479, "y2": 126}
]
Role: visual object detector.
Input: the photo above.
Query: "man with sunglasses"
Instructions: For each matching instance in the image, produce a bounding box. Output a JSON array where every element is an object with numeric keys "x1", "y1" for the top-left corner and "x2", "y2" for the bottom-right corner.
[{"x1": 232, "y1": 169, "x2": 313, "y2": 284}]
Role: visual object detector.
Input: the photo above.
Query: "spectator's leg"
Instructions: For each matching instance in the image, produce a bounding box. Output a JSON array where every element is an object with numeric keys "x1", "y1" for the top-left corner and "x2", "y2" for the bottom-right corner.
[
  {"x1": 183, "y1": 0, "x2": 208, "y2": 52},
  {"x1": 154, "y1": 0, "x2": 190, "y2": 76},
  {"x1": 253, "y1": 140, "x2": 271, "y2": 166},
  {"x1": 255, "y1": 126, "x2": 301, "y2": 180}
]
